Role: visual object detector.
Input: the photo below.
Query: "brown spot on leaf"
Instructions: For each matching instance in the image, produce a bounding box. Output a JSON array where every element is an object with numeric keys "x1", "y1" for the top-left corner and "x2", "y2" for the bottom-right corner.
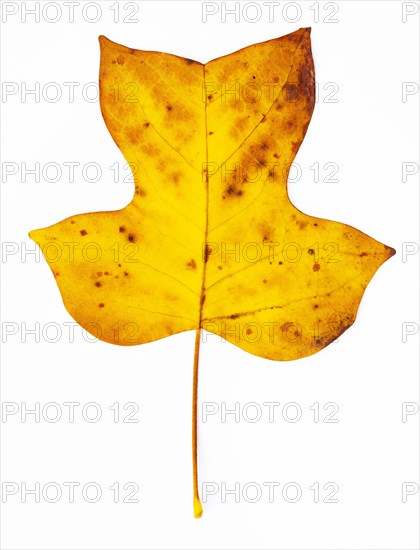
[
  {"x1": 284, "y1": 83, "x2": 299, "y2": 102},
  {"x1": 259, "y1": 222, "x2": 274, "y2": 242},
  {"x1": 117, "y1": 54, "x2": 125, "y2": 65},
  {"x1": 225, "y1": 185, "x2": 243, "y2": 197},
  {"x1": 291, "y1": 141, "x2": 300, "y2": 154},
  {"x1": 172, "y1": 172, "x2": 182, "y2": 185},
  {"x1": 313, "y1": 263, "x2": 321, "y2": 272},
  {"x1": 187, "y1": 259, "x2": 197, "y2": 270},
  {"x1": 80, "y1": 229, "x2": 87, "y2": 236},
  {"x1": 128, "y1": 234, "x2": 136, "y2": 243},
  {"x1": 95, "y1": 282, "x2": 102, "y2": 287},
  {"x1": 126, "y1": 127, "x2": 141, "y2": 144},
  {"x1": 204, "y1": 245, "x2": 212, "y2": 263},
  {"x1": 98, "y1": 303, "x2": 105, "y2": 308},
  {"x1": 119, "y1": 226, "x2": 126, "y2": 233}
]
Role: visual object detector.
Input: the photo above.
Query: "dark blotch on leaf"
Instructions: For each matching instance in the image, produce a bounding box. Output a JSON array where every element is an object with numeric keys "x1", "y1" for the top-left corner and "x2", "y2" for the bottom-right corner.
[
  {"x1": 80, "y1": 229, "x2": 87, "y2": 236},
  {"x1": 226, "y1": 185, "x2": 243, "y2": 197},
  {"x1": 204, "y1": 245, "x2": 212, "y2": 263}
]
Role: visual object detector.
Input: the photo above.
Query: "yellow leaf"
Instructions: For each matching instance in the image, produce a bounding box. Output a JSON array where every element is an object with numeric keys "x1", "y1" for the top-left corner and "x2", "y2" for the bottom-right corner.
[{"x1": 29, "y1": 28, "x2": 395, "y2": 516}]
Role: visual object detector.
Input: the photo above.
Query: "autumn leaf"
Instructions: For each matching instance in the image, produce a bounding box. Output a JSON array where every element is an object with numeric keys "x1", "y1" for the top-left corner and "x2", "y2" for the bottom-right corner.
[{"x1": 29, "y1": 28, "x2": 395, "y2": 517}]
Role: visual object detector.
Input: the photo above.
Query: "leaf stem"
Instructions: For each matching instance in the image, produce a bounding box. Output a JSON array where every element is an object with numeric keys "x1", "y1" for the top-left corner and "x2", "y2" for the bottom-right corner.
[{"x1": 192, "y1": 328, "x2": 203, "y2": 518}]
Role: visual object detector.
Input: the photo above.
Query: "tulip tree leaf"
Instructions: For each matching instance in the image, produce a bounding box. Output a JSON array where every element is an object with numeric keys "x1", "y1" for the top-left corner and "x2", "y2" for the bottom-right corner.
[{"x1": 29, "y1": 28, "x2": 395, "y2": 517}]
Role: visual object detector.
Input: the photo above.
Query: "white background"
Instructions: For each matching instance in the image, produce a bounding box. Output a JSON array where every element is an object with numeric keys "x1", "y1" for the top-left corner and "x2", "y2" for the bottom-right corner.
[{"x1": 1, "y1": 1, "x2": 419, "y2": 549}]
